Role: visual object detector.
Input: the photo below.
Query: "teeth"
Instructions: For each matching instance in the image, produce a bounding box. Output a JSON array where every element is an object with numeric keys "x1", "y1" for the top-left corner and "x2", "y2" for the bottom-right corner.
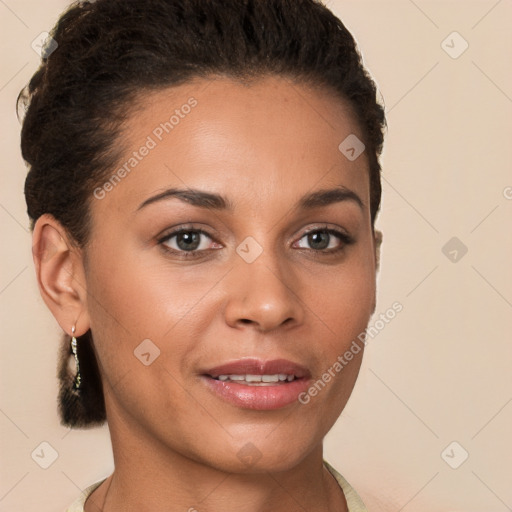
[{"x1": 214, "y1": 374, "x2": 296, "y2": 384}]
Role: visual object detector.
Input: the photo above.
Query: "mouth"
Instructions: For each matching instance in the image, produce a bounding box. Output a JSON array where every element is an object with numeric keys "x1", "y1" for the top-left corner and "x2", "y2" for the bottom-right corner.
[
  {"x1": 209, "y1": 373, "x2": 299, "y2": 385},
  {"x1": 201, "y1": 358, "x2": 311, "y2": 410}
]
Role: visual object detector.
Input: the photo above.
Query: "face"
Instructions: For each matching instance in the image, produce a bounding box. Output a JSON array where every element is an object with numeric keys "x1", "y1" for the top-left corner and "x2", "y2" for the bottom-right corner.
[{"x1": 81, "y1": 75, "x2": 378, "y2": 472}]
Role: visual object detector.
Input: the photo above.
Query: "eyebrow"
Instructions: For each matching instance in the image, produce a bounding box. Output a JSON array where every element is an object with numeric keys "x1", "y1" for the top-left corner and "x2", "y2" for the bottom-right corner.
[{"x1": 136, "y1": 185, "x2": 364, "y2": 212}]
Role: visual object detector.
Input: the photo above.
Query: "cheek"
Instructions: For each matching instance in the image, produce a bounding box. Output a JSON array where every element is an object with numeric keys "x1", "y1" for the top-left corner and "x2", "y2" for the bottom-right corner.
[
  {"x1": 83, "y1": 252, "x2": 201, "y2": 422},
  {"x1": 85, "y1": 240, "x2": 206, "y2": 335},
  {"x1": 307, "y1": 255, "x2": 376, "y2": 349},
  {"x1": 297, "y1": 268, "x2": 372, "y2": 429},
  {"x1": 83, "y1": 241, "x2": 220, "y2": 381},
  {"x1": 299, "y1": 249, "x2": 375, "y2": 417}
]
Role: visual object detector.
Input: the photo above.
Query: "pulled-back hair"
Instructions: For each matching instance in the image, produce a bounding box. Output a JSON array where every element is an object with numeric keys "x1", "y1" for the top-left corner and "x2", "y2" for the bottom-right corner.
[{"x1": 19, "y1": 0, "x2": 386, "y2": 427}]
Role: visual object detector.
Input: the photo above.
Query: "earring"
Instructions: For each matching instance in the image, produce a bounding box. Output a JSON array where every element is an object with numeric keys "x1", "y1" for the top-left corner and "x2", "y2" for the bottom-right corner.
[{"x1": 70, "y1": 325, "x2": 82, "y2": 390}]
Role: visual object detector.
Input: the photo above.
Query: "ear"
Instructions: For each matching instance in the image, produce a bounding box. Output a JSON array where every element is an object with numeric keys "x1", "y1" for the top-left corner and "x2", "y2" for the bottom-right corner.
[
  {"x1": 31, "y1": 214, "x2": 90, "y2": 337},
  {"x1": 374, "y1": 229, "x2": 383, "y2": 272}
]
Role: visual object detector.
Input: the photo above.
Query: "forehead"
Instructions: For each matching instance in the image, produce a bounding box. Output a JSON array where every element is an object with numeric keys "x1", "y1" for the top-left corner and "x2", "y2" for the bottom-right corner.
[{"x1": 93, "y1": 75, "x2": 370, "y2": 217}]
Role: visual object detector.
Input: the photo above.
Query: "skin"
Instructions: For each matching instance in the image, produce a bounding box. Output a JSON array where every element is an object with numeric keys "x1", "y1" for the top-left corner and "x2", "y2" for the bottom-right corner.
[{"x1": 33, "y1": 75, "x2": 381, "y2": 512}]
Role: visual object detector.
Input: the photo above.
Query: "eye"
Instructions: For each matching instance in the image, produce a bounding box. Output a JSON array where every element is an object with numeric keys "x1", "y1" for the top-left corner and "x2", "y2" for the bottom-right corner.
[
  {"x1": 294, "y1": 227, "x2": 353, "y2": 252},
  {"x1": 158, "y1": 228, "x2": 220, "y2": 257}
]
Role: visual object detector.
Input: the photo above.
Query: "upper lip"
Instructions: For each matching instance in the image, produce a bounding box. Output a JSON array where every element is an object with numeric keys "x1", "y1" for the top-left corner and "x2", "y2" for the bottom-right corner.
[{"x1": 204, "y1": 358, "x2": 310, "y2": 379}]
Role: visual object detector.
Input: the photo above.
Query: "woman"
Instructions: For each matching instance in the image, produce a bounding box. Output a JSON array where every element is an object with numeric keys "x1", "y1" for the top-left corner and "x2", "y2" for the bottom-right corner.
[{"x1": 19, "y1": 0, "x2": 385, "y2": 510}]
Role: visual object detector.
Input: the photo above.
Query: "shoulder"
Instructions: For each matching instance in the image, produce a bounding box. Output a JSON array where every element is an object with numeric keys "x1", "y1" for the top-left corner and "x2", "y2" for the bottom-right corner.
[
  {"x1": 323, "y1": 460, "x2": 368, "y2": 512},
  {"x1": 65, "y1": 479, "x2": 107, "y2": 512}
]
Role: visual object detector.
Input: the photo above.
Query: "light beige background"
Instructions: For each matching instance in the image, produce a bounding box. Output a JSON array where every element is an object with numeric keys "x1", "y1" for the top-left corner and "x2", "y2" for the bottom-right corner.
[{"x1": 1, "y1": 1, "x2": 511, "y2": 511}]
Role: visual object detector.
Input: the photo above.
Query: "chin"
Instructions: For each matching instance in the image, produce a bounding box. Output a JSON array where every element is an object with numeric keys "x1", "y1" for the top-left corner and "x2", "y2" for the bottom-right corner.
[{"x1": 203, "y1": 431, "x2": 320, "y2": 475}]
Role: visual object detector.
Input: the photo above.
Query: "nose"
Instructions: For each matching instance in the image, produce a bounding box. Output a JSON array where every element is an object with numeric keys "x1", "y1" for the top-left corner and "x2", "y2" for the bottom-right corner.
[{"x1": 223, "y1": 249, "x2": 305, "y2": 333}]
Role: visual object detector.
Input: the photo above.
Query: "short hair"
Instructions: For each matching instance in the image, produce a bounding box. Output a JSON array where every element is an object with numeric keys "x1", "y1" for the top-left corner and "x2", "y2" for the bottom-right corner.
[{"x1": 19, "y1": 0, "x2": 386, "y2": 427}]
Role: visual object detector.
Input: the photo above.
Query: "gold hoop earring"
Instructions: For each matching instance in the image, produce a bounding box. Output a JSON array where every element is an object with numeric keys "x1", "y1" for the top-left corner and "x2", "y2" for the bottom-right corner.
[{"x1": 71, "y1": 325, "x2": 81, "y2": 390}]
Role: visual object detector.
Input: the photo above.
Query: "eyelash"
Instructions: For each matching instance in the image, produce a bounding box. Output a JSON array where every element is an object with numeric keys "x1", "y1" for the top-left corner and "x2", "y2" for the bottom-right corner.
[{"x1": 157, "y1": 225, "x2": 354, "y2": 259}]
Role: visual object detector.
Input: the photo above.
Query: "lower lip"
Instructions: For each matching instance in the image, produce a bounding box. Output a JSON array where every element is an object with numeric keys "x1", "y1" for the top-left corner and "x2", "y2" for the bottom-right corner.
[{"x1": 202, "y1": 376, "x2": 311, "y2": 410}]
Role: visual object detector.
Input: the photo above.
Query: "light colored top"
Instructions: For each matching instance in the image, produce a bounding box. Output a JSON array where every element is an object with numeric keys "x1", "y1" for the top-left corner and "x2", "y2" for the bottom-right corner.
[{"x1": 66, "y1": 460, "x2": 367, "y2": 511}]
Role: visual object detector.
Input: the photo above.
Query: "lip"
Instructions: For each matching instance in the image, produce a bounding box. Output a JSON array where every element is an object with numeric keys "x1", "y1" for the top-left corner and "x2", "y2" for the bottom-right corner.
[
  {"x1": 201, "y1": 358, "x2": 312, "y2": 410},
  {"x1": 205, "y1": 358, "x2": 310, "y2": 379}
]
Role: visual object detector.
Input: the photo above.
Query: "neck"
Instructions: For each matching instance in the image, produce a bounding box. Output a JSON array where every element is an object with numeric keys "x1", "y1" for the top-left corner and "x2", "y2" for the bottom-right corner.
[{"x1": 84, "y1": 413, "x2": 347, "y2": 512}]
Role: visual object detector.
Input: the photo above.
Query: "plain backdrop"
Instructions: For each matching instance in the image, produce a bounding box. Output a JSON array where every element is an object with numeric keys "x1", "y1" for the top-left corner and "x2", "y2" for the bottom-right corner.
[{"x1": 1, "y1": 1, "x2": 511, "y2": 511}]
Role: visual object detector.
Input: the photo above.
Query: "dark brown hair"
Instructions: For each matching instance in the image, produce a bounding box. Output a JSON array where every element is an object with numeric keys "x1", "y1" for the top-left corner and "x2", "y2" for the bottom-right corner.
[{"x1": 19, "y1": 0, "x2": 386, "y2": 427}]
